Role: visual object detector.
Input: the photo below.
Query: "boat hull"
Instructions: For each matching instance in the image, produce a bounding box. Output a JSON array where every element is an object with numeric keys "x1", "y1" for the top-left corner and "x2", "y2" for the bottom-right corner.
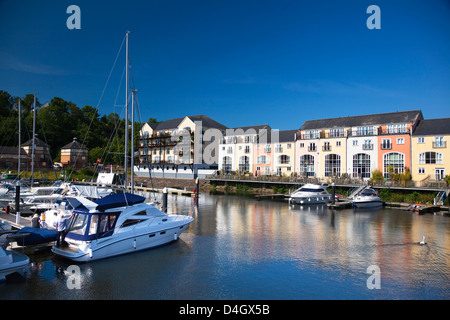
[
  {"x1": 289, "y1": 195, "x2": 332, "y2": 205},
  {"x1": 352, "y1": 200, "x2": 384, "y2": 208},
  {"x1": 51, "y1": 218, "x2": 193, "y2": 262},
  {"x1": 0, "y1": 250, "x2": 29, "y2": 281}
]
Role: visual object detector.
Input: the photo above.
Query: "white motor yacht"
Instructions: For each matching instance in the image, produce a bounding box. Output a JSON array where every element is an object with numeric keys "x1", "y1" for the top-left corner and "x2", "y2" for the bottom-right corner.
[
  {"x1": 289, "y1": 183, "x2": 332, "y2": 205},
  {"x1": 352, "y1": 188, "x2": 383, "y2": 208},
  {"x1": 51, "y1": 193, "x2": 194, "y2": 262}
]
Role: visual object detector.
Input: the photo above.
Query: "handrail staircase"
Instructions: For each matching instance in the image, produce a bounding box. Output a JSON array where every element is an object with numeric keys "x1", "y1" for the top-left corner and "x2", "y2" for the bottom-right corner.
[
  {"x1": 347, "y1": 185, "x2": 368, "y2": 200},
  {"x1": 434, "y1": 187, "x2": 450, "y2": 206}
]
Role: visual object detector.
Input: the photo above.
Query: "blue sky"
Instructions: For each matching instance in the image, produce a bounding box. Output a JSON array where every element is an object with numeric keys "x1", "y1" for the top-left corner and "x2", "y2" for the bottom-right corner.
[{"x1": 0, "y1": 0, "x2": 449, "y2": 130}]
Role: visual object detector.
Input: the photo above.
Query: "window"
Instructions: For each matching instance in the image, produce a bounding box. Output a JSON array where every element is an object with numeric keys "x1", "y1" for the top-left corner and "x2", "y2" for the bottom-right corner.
[
  {"x1": 257, "y1": 155, "x2": 269, "y2": 164},
  {"x1": 387, "y1": 123, "x2": 407, "y2": 134},
  {"x1": 239, "y1": 156, "x2": 250, "y2": 173},
  {"x1": 383, "y1": 152, "x2": 405, "y2": 178},
  {"x1": 305, "y1": 130, "x2": 319, "y2": 139},
  {"x1": 418, "y1": 167, "x2": 425, "y2": 174},
  {"x1": 265, "y1": 145, "x2": 271, "y2": 153},
  {"x1": 275, "y1": 144, "x2": 282, "y2": 152},
  {"x1": 300, "y1": 155, "x2": 314, "y2": 177},
  {"x1": 299, "y1": 143, "x2": 304, "y2": 148},
  {"x1": 323, "y1": 142, "x2": 331, "y2": 151},
  {"x1": 397, "y1": 138, "x2": 404, "y2": 144},
  {"x1": 256, "y1": 166, "x2": 261, "y2": 171},
  {"x1": 352, "y1": 140, "x2": 358, "y2": 146},
  {"x1": 222, "y1": 156, "x2": 232, "y2": 172},
  {"x1": 381, "y1": 139, "x2": 391, "y2": 149},
  {"x1": 418, "y1": 137, "x2": 425, "y2": 143},
  {"x1": 433, "y1": 137, "x2": 446, "y2": 148},
  {"x1": 244, "y1": 146, "x2": 250, "y2": 153},
  {"x1": 356, "y1": 126, "x2": 374, "y2": 136},
  {"x1": 329, "y1": 128, "x2": 344, "y2": 138},
  {"x1": 308, "y1": 143, "x2": 316, "y2": 152},
  {"x1": 419, "y1": 152, "x2": 443, "y2": 164},
  {"x1": 363, "y1": 140, "x2": 373, "y2": 150},
  {"x1": 278, "y1": 155, "x2": 290, "y2": 164},
  {"x1": 353, "y1": 153, "x2": 371, "y2": 178},
  {"x1": 336, "y1": 141, "x2": 341, "y2": 147},
  {"x1": 287, "y1": 143, "x2": 292, "y2": 149},
  {"x1": 324, "y1": 154, "x2": 341, "y2": 177},
  {"x1": 121, "y1": 219, "x2": 145, "y2": 228}
]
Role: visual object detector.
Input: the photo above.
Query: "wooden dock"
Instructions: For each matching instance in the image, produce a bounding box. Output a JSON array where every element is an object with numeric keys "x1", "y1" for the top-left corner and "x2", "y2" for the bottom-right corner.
[
  {"x1": 327, "y1": 201, "x2": 353, "y2": 209},
  {"x1": 129, "y1": 186, "x2": 195, "y2": 197}
]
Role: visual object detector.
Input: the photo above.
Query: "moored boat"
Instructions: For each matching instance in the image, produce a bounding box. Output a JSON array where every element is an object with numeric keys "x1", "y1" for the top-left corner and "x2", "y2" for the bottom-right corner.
[
  {"x1": 51, "y1": 193, "x2": 194, "y2": 262},
  {"x1": 289, "y1": 183, "x2": 332, "y2": 205}
]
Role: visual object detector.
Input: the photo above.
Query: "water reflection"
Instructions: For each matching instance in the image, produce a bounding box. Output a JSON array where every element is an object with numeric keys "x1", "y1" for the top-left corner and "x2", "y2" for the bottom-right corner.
[{"x1": 1, "y1": 193, "x2": 449, "y2": 299}]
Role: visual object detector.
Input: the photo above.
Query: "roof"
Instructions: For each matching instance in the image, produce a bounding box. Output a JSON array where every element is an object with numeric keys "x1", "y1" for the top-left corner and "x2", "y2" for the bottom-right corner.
[
  {"x1": 21, "y1": 137, "x2": 49, "y2": 148},
  {"x1": 154, "y1": 117, "x2": 185, "y2": 130},
  {"x1": 413, "y1": 118, "x2": 450, "y2": 136},
  {"x1": 186, "y1": 115, "x2": 228, "y2": 130},
  {"x1": 226, "y1": 124, "x2": 271, "y2": 136},
  {"x1": 0, "y1": 146, "x2": 30, "y2": 157},
  {"x1": 154, "y1": 115, "x2": 228, "y2": 131},
  {"x1": 278, "y1": 130, "x2": 298, "y2": 142},
  {"x1": 61, "y1": 138, "x2": 88, "y2": 150},
  {"x1": 300, "y1": 110, "x2": 423, "y2": 130}
]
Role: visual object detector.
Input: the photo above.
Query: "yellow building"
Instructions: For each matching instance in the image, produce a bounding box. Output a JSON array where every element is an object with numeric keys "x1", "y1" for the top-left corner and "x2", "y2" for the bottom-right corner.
[
  {"x1": 412, "y1": 118, "x2": 450, "y2": 182},
  {"x1": 272, "y1": 130, "x2": 297, "y2": 176}
]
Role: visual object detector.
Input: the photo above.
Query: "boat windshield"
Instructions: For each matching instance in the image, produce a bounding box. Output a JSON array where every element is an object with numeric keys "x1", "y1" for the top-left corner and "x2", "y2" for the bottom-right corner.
[
  {"x1": 361, "y1": 189, "x2": 377, "y2": 196},
  {"x1": 300, "y1": 187, "x2": 325, "y2": 193},
  {"x1": 66, "y1": 211, "x2": 120, "y2": 241}
]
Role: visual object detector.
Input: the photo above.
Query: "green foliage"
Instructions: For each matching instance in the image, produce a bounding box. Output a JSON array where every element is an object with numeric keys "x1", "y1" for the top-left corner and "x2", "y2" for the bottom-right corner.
[
  {"x1": 0, "y1": 90, "x2": 147, "y2": 167},
  {"x1": 370, "y1": 169, "x2": 384, "y2": 182},
  {"x1": 444, "y1": 175, "x2": 450, "y2": 186}
]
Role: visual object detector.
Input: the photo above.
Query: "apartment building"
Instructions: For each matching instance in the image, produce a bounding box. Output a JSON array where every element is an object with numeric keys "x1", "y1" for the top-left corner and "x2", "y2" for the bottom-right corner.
[
  {"x1": 272, "y1": 130, "x2": 297, "y2": 176},
  {"x1": 296, "y1": 110, "x2": 423, "y2": 180},
  {"x1": 412, "y1": 118, "x2": 450, "y2": 182},
  {"x1": 138, "y1": 115, "x2": 227, "y2": 178},
  {"x1": 218, "y1": 125, "x2": 270, "y2": 174}
]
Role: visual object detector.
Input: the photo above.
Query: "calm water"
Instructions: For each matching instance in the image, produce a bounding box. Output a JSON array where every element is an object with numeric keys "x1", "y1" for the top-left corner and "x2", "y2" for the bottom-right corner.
[{"x1": 1, "y1": 192, "x2": 449, "y2": 300}]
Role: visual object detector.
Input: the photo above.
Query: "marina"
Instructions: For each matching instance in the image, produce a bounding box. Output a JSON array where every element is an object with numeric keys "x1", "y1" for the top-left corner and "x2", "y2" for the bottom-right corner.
[{"x1": 1, "y1": 191, "x2": 449, "y2": 300}]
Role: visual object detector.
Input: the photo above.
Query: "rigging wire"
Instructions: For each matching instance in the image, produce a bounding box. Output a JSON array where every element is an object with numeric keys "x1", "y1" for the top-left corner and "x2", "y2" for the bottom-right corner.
[{"x1": 64, "y1": 34, "x2": 127, "y2": 183}]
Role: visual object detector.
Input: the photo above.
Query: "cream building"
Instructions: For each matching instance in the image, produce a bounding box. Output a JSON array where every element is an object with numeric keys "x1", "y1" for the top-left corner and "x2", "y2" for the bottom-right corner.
[
  {"x1": 218, "y1": 125, "x2": 270, "y2": 174},
  {"x1": 138, "y1": 115, "x2": 227, "y2": 178},
  {"x1": 272, "y1": 130, "x2": 297, "y2": 176}
]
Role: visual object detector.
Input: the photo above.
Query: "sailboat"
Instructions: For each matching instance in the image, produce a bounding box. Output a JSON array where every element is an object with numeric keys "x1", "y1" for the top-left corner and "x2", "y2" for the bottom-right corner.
[{"x1": 51, "y1": 32, "x2": 194, "y2": 262}]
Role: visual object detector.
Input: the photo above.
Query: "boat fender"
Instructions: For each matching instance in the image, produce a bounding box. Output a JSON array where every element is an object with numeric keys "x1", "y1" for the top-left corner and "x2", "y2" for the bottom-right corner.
[
  {"x1": 88, "y1": 248, "x2": 93, "y2": 258},
  {"x1": 133, "y1": 239, "x2": 136, "y2": 249},
  {"x1": 174, "y1": 233, "x2": 178, "y2": 241}
]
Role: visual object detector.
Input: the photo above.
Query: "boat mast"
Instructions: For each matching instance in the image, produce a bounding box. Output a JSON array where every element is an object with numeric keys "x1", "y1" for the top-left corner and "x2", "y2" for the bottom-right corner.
[
  {"x1": 17, "y1": 98, "x2": 21, "y2": 179},
  {"x1": 131, "y1": 89, "x2": 137, "y2": 194},
  {"x1": 124, "y1": 31, "x2": 130, "y2": 189},
  {"x1": 31, "y1": 94, "x2": 36, "y2": 185}
]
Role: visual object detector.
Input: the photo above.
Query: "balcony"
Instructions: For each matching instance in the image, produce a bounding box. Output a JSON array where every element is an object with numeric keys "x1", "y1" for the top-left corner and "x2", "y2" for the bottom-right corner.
[
  {"x1": 433, "y1": 141, "x2": 447, "y2": 148},
  {"x1": 308, "y1": 146, "x2": 317, "y2": 152},
  {"x1": 362, "y1": 144, "x2": 374, "y2": 150},
  {"x1": 380, "y1": 143, "x2": 392, "y2": 150},
  {"x1": 322, "y1": 145, "x2": 332, "y2": 152}
]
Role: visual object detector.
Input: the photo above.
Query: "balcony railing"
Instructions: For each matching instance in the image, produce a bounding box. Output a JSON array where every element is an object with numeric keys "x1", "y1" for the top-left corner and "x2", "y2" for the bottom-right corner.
[{"x1": 433, "y1": 141, "x2": 447, "y2": 148}]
